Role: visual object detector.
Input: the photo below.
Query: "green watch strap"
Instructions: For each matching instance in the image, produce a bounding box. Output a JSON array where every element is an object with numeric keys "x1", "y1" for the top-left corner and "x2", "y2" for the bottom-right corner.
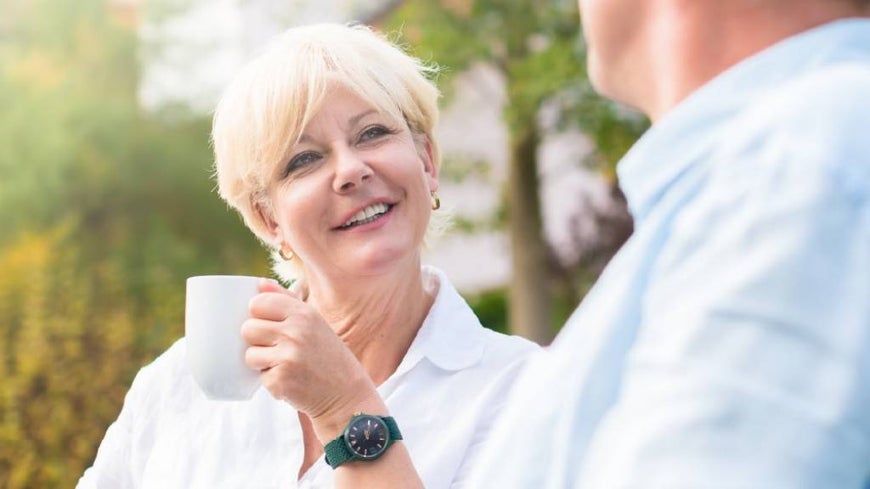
[
  {"x1": 381, "y1": 416, "x2": 402, "y2": 441},
  {"x1": 323, "y1": 435, "x2": 354, "y2": 469},
  {"x1": 324, "y1": 415, "x2": 402, "y2": 469}
]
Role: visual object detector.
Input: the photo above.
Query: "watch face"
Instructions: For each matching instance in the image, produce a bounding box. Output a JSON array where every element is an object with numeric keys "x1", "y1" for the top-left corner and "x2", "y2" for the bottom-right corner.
[{"x1": 344, "y1": 415, "x2": 390, "y2": 459}]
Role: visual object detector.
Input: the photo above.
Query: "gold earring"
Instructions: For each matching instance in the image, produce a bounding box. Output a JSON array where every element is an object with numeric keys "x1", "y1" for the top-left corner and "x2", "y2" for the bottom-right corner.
[
  {"x1": 279, "y1": 246, "x2": 295, "y2": 261},
  {"x1": 431, "y1": 191, "x2": 441, "y2": 210}
]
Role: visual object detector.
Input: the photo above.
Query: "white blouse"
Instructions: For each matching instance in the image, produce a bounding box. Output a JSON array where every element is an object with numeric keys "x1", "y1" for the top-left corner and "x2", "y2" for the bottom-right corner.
[{"x1": 78, "y1": 266, "x2": 538, "y2": 489}]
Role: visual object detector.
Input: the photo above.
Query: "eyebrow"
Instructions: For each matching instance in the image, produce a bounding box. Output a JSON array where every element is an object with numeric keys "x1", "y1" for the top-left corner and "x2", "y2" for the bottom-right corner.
[{"x1": 297, "y1": 109, "x2": 380, "y2": 144}]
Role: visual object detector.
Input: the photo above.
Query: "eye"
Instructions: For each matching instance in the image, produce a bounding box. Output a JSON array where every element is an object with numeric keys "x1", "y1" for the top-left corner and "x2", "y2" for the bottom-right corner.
[
  {"x1": 283, "y1": 151, "x2": 321, "y2": 178},
  {"x1": 358, "y1": 125, "x2": 395, "y2": 143}
]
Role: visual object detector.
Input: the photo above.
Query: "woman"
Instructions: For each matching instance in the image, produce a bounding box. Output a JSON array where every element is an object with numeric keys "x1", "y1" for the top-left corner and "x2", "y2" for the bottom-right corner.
[{"x1": 78, "y1": 23, "x2": 538, "y2": 489}]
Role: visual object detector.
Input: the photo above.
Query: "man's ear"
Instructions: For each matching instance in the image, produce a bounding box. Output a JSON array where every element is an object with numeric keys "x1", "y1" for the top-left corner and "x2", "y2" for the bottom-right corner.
[{"x1": 419, "y1": 136, "x2": 439, "y2": 192}]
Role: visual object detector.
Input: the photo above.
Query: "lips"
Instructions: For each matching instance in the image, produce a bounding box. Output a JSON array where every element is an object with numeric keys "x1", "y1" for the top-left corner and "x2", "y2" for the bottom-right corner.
[{"x1": 338, "y1": 202, "x2": 394, "y2": 229}]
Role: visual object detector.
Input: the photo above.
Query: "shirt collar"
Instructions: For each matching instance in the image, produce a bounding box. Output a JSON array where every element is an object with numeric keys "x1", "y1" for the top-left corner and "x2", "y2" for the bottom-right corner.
[
  {"x1": 617, "y1": 18, "x2": 870, "y2": 224},
  {"x1": 392, "y1": 266, "x2": 486, "y2": 376}
]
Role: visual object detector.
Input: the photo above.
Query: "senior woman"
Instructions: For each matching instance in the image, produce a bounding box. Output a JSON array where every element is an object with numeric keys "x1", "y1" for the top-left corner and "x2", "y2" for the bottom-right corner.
[{"x1": 78, "y1": 23, "x2": 538, "y2": 489}]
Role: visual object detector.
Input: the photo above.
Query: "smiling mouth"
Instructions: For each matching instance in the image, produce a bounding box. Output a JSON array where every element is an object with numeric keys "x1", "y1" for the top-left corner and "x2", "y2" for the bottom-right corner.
[{"x1": 339, "y1": 203, "x2": 394, "y2": 229}]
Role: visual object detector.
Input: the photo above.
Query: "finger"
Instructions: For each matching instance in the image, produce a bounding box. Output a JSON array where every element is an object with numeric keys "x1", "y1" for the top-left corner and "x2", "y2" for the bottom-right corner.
[
  {"x1": 240, "y1": 318, "x2": 283, "y2": 346},
  {"x1": 244, "y1": 345, "x2": 280, "y2": 371},
  {"x1": 249, "y1": 291, "x2": 298, "y2": 321}
]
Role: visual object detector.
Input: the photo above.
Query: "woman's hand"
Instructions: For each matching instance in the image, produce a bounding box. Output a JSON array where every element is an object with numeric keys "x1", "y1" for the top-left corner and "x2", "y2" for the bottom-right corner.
[
  {"x1": 242, "y1": 280, "x2": 380, "y2": 436},
  {"x1": 242, "y1": 280, "x2": 423, "y2": 488}
]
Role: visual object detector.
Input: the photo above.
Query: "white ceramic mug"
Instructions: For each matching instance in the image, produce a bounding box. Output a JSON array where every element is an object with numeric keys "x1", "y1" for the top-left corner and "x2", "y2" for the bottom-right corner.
[{"x1": 185, "y1": 275, "x2": 262, "y2": 400}]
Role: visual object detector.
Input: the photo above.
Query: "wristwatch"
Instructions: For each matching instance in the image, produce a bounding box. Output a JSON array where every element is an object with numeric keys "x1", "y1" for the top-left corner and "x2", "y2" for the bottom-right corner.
[{"x1": 323, "y1": 413, "x2": 402, "y2": 469}]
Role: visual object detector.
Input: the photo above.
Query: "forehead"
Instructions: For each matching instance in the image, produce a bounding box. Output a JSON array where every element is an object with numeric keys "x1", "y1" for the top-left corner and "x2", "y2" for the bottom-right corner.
[
  {"x1": 298, "y1": 85, "x2": 400, "y2": 135},
  {"x1": 312, "y1": 86, "x2": 376, "y2": 119}
]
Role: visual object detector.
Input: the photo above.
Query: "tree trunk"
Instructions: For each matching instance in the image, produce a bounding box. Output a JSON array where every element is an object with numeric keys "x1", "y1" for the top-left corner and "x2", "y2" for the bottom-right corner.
[{"x1": 506, "y1": 122, "x2": 552, "y2": 345}]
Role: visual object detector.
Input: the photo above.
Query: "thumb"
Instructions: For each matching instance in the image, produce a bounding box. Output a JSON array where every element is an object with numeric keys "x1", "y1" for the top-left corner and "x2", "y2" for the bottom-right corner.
[{"x1": 258, "y1": 278, "x2": 299, "y2": 298}]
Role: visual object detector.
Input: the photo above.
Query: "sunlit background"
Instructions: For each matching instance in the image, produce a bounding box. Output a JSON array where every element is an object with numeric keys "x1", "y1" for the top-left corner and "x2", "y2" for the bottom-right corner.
[{"x1": 0, "y1": 0, "x2": 646, "y2": 485}]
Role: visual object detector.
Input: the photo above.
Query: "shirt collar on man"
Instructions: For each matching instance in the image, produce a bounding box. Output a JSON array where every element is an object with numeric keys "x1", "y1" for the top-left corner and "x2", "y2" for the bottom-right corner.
[{"x1": 617, "y1": 18, "x2": 870, "y2": 225}]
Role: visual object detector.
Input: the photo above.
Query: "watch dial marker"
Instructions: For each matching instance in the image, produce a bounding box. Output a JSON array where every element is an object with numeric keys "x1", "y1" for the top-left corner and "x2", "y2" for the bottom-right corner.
[{"x1": 346, "y1": 415, "x2": 391, "y2": 459}]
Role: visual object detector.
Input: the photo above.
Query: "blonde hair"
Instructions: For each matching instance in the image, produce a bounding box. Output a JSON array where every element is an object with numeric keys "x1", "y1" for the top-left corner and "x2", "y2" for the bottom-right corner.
[{"x1": 211, "y1": 23, "x2": 442, "y2": 251}]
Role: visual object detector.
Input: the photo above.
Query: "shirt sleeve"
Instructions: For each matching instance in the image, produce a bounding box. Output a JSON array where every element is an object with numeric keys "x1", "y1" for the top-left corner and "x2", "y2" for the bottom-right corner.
[
  {"x1": 76, "y1": 362, "x2": 157, "y2": 489},
  {"x1": 576, "y1": 149, "x2": 870, "y2": 487}
]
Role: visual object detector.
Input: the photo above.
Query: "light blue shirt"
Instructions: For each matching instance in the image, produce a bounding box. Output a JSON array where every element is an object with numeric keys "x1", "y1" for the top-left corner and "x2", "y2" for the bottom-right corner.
[{"x1": 469, "y1": 19, "x2": 870, "y2": 488}]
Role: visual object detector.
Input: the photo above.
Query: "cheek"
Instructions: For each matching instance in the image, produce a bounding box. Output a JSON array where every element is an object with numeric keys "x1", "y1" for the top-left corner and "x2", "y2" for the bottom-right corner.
[
  {"x1": 582, "y1": 0, "x2": 639, "y2": 51},
  {"x1": 581, "y1": 1, "x2": 613, "y2": 57},
  {"x1": 578, "y1": 0, "x2": 600, "y2": 40},
  {"x1": 270, "y1": 190, "x2": 314, "y2": 242},
  {"x1": 579, "y1": 0, "x2": 639, "y2": 95},
  {"x1": 579, "y1": 2, "x2": 606, "y2": 81}
]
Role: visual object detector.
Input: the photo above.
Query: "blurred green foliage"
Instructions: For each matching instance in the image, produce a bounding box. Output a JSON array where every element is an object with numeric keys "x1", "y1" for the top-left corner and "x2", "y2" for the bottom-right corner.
[
  {"x1": 466, "y1": 287, "x2": 576, "y2": 337},
  {"x1": 387, "y1": 0, "x2": 648, "y2": 183},
  {"x1": 0, "y1": 0, "x2": 267, "y2": 486},
  {"x1": 467, "y1": 289, "x2": 510, "y2": 334}
]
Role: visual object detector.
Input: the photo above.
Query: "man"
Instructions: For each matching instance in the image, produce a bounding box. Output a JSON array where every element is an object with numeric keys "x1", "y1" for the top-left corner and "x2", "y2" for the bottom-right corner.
[{"x1": 469, "y1": 0, "x2": 869, "y2": 487}]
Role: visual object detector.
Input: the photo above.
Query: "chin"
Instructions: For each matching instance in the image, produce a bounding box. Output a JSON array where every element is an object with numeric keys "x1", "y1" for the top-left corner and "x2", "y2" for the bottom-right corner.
[
  {"x1": 589, "y1": 61, "x2": 643, "y2": 113},
  {"x1": 346, "y1": 244, "x2": 420, "y2": 276},
  {"x1": 587, "y1": 54, "x2": 614, "y2": 98}
]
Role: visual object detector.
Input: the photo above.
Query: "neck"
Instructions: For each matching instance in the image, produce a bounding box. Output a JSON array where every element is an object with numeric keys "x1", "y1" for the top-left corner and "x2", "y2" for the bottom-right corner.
[
  {"x1": 637, "y1": 0, "x2": 869, "y2": 120},
  {"x1": 304, "y1": 258, "x2": 435, "y2": 385}
]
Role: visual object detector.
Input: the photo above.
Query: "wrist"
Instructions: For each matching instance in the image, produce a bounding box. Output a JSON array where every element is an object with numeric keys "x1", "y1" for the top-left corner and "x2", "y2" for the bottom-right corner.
[{"x1": 310, "y1": 387, "x2": 386, "y2": 444}]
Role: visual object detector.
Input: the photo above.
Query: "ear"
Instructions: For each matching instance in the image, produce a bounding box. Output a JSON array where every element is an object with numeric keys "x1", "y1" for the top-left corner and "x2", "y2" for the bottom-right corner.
[
  {"x1": 418, "y1": 136, "x2": 439, "y2": 193},
  {"x1": 253, "y1": 198, "x2": 282, "y2": 244}
]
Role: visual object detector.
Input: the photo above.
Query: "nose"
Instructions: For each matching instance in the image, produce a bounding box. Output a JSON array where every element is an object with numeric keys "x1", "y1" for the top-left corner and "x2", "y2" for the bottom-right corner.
[{"x1": 332, "y1": 148, "x2": 373, "y2": 193}]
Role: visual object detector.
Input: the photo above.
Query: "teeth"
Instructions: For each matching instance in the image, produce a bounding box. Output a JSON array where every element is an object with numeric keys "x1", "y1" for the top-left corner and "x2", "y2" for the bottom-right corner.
[{"x1": 342, "y1": 203, "x2": 390, "y2": 228}]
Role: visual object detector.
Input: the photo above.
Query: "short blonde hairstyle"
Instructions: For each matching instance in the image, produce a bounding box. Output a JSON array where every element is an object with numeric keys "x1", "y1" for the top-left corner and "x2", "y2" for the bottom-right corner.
[{"x1": 212, "y1": 23, "x2": 441, "y2": 247}]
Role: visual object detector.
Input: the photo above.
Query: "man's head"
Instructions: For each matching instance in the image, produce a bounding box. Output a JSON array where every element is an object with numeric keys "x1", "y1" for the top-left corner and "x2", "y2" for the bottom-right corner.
[{"x1": 578, "y1": 0, "x2": 870, "y2": 119}]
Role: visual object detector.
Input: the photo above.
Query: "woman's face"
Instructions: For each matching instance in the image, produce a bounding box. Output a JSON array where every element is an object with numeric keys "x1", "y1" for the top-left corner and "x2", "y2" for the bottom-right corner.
[{"x1": 263, "y1": 86, "x2": 439, "y2": 282}]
